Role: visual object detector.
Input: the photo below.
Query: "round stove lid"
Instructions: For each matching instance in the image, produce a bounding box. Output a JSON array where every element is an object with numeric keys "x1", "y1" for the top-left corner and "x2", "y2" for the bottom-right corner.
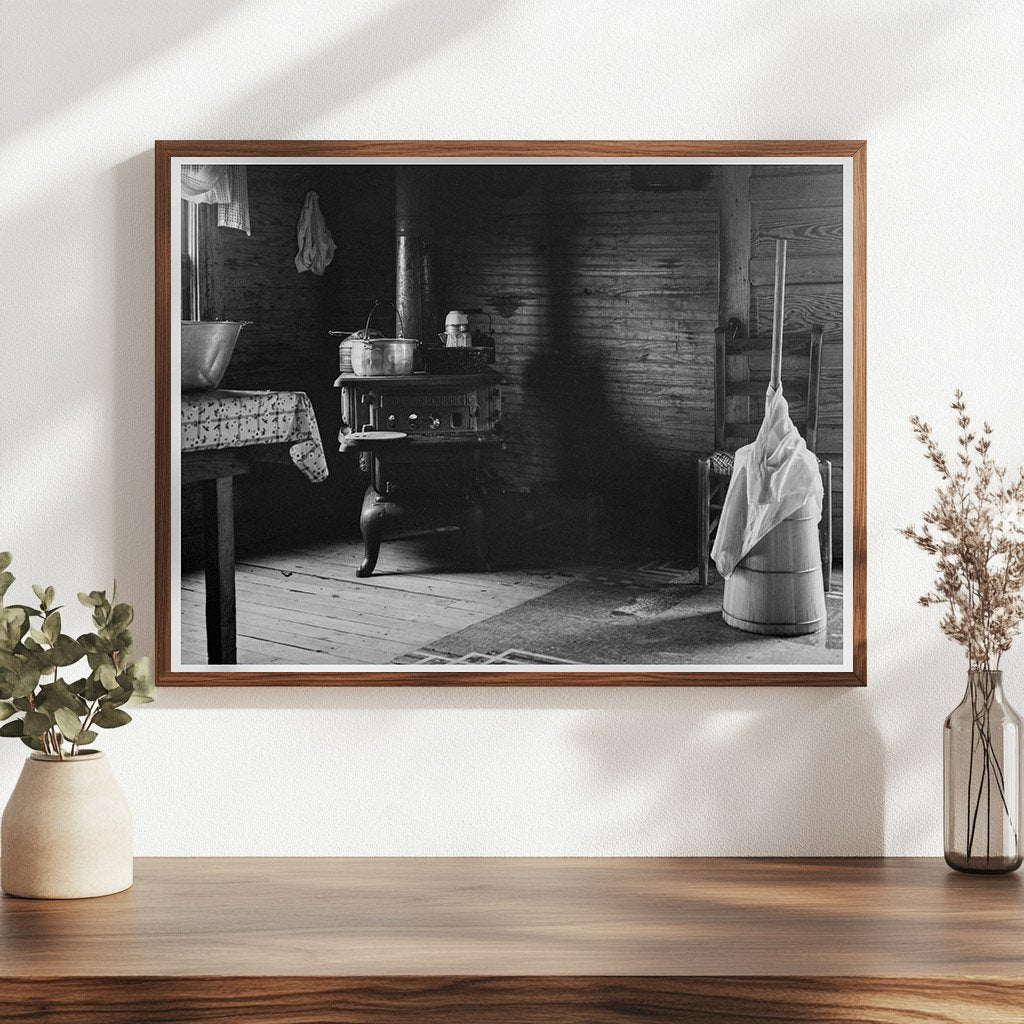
[{"x1": 356, "y1": 430, "x2": 408, "y2": 441}]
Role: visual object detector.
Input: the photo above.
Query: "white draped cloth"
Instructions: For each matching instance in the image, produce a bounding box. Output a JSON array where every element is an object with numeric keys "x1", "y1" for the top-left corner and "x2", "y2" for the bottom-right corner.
[
  {"x1": 711, "y1": 384, "x2": 822, "y2": 579},
  {"x1": 181, "y1": 165, "x2": 250, "y2": 235}
]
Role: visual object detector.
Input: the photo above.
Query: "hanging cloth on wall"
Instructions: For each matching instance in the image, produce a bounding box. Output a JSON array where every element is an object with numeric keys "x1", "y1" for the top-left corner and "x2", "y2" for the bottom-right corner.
[
  {"x1": 181, "y1": 164, "x2": 251, "y2": 236},
  {"x1": 294, "y1": 191, "x2": 336, "y2": 276},
  {"x1": 711, "y1": 383, "x2": 823, "y2": 579}
]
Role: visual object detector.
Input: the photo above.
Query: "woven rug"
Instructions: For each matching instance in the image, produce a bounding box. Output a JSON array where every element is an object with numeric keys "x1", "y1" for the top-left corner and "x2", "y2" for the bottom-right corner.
[{"x1": 394, "y1": 571, "x2": 844, "y2": 666}]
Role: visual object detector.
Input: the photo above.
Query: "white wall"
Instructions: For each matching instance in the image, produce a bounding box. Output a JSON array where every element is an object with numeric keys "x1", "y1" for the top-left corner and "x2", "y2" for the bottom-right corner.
[{"x1": 1, "y1": 0, "x2": 1022, "y2": 856}]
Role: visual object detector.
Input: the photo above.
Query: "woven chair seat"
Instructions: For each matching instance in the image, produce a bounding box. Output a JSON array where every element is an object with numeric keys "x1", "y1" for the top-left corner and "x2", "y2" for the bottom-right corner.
[{"x1": 709, "y1": 450, "x2": 734, "y2": 475}]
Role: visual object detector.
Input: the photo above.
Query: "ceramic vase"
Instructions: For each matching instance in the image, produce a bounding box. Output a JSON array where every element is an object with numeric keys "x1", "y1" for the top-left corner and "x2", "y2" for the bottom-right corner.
[{"x1": 1, "y1": 751, "x2": 133, "y2": 898}]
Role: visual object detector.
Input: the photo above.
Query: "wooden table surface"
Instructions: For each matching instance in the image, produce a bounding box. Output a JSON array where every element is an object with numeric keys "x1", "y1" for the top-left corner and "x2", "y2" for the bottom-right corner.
[{"x1": 2, "y1": 857, "x2": 1023, "y2": 1023}]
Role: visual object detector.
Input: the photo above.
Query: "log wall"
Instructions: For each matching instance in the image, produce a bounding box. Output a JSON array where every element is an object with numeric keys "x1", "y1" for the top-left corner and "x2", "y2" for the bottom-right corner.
[
  {"x1": 184, "y1": 165, "x2": 395, "y2": 558},
  {"x1": 185, "y1": 163, "x2": 844, "y2": 563},
  {"x1": 433, "y1": 165, "x2": 720, "y2": 546},
  {"x1": 726, "y1": 166, "x2": 845, "y2": 554}
]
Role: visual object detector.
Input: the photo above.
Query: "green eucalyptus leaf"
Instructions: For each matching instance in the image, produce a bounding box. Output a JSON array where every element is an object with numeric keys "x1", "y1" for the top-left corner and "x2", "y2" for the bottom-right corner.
[
  {"x1": 83, "y1": 675, "x2": 108, "y2": 701},
  {"x1": 31, "y1": 584, "x2": 46, "y2": 607},
  {"x1": 75, "y1": 730, "x2": 98, "y2": 746},
  {"x1": 53, "y1": 707, "x2": 84, "y2": 741},
  {"x1": 127, "y1": 656, "x2": 154, "y2": 702},
  {"x1": 0, "y1": 607, "x2": 27, "y2": 651},
  {"x1": 0, "y1": 700, "x2": 16, "y2": 721},
  {"x1": 0, "y1": 572, "x2": 14, "y2": 601},
  {"x1": 11, "y1": 664, "x2": 41, "y2": 699},
  {"x1": 44, "y1": 586, "x2": 55, "y2": 608},
  {"x1": 0, "y1": 718, "x2": 24, "y2": 737},
  {"x1": 104, "y1": 685, "x2": 132, "y2": 708},
  {"x1": 93, "y1": 705, "x2": 131, "y2": 729},
  {"x1": 42, "y1": 611, "x2": 60, "y2": 644},
  {"x1": 22, "y1": 710, "x2": 50, "y2": 738},
  {"x1": 113, "y1": 629, "x2": 134, "y2": 654},
  {"x1": 7, "y1": 604, "x2": 43, "y2": 619},
  {"x1": 0, "y1": 552, "x2": 11, "y2": 573},
  {"x1": 0, "y1": 651, "x2": 19, "y2": 673},
  {"x1": 110, "y1": 603, "x2": 133, "y2": 629},
  {"x1": 98, "y1": 663, "x2": 118, "y2": 690},
  {"x1": 12, "y1": 697, "x2": 33, "y2": 712},
  {"x1": 28, "y1": 627, "x2": 49, "y2": 646},
  {"x1": 50, "y1": 635, "x2": 85, "y2": 667},
  {"x1": 19, "y1": 734, "x2": 45, "y2": 752},
  {"x1": 77, "y1": 592, "x2": 99, "y2": 608},
  {"x1": 37, "y1": 678, "x2": 88, "y2": 716},
  {"x1": 84, "y1": 639, "x2": 113, "y2": 660}
]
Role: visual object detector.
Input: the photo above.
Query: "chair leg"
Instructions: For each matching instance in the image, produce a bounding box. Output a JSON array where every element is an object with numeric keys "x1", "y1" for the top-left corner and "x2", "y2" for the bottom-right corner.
[
  {"x1": 819, "y1": 460, "x2": 833, "y2": 593},
  {"x1": 697, "y1": 458, "x2": 711, "y2": 587}
]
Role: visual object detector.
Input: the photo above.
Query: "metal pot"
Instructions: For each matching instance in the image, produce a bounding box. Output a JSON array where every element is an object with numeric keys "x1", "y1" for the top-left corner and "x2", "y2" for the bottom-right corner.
[
  {"x1": 330, "y1": 329, "x2": 383, "y2": 374},
  {"x1": 181, "y1": 320, "x2": 251, "y2": 391},
  {"x1": 350, "y1": 337, "x2": 418, "y2": 376}
]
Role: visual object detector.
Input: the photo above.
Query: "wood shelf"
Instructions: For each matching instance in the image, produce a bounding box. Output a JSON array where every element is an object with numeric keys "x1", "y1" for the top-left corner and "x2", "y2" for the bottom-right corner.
[{"x1": 2, "y1": 857, "x2": 1021, "y2": 1022}]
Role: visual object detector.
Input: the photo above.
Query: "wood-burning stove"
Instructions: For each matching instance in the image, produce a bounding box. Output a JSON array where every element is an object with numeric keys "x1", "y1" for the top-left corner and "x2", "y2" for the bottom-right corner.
[{"x1": 336, "y1": 370, "x2": 503, "y2": 577}]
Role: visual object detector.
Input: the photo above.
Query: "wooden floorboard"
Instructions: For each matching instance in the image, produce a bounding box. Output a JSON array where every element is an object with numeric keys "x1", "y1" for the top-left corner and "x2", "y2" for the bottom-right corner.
[
  {"x1": 180, "y1": 536, "x2": 575, "y2": 666},
  {"x1": 180, "y1": 537, "x2": 846, "y2": 669}
]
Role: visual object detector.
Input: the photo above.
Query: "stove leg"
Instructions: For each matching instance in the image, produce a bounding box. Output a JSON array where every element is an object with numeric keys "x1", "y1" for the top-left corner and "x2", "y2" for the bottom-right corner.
[
  {"x1": 462, "y1": 497, "x2": 486, "y2": 570},
  {"x1": 358, "y1": 488, "x2": 386, "y2": 578}
]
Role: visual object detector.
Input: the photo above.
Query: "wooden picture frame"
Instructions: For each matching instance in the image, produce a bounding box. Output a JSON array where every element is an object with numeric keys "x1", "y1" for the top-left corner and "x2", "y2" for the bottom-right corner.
[{"x1": 156, "y1": 140, "x2": 866, "y2": 686}]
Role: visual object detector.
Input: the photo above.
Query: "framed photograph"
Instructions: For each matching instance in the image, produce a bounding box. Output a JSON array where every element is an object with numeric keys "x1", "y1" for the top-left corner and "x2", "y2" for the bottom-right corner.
[{"x1": 155, "y1": 141, "x2": 865, "y2": 686}]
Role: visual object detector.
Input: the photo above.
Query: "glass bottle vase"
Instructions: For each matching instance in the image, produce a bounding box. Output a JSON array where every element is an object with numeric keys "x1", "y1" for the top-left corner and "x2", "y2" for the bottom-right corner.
[{"x1": 944, "y1": 669, "x2": 1023, "y2": 873}]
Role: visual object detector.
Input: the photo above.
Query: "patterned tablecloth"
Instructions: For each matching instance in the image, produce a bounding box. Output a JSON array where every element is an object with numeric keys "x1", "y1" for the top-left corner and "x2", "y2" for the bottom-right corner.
[{"x1": 181, "y1": 390, "x2": 328, "y2": 482}]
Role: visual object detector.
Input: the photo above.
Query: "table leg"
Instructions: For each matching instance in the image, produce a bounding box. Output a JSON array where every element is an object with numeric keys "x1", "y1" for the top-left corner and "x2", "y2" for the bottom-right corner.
[{"x1": 202, "y1": 476, "x2": 236, "y2": 664}]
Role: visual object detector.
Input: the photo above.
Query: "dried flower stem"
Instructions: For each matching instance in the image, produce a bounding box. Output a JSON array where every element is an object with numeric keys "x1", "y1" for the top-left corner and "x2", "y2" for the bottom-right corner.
[{"x1": 903, "y1": 391, "x2": 1024, "y2": 864}]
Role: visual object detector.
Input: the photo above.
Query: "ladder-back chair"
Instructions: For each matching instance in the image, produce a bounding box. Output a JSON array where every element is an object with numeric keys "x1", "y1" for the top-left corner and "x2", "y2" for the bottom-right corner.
[{"x1": 696, "y1": 321, "x2": 832, "y2": 591}]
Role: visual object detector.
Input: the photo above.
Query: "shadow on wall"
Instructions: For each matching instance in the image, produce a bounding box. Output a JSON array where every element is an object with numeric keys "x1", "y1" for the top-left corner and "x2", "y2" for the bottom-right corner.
[
  {"x1": 107, "y1": 0, "x2": 510, "y2": 652},
  {"x1": 189, "y1": 0, "x2": 508, "y2": 138},
  {"x1": 727, "y1": 0, "x2": 972, "y2": 130},
  {"x1": 148, "y1": 680, "x2": 885, "y2": 855},
  {"x1": 1, "y1": 0, "x2": 248, "y2": 138},
  {"x1": 112, "y1": 151, "x2": 157, "y2": 648},
  {"x1": 42, "y1": 0, "x2": 975, "y2": 858},
  {"x1": 572, "y1": 687, "x2": 885, "y2": 855}
]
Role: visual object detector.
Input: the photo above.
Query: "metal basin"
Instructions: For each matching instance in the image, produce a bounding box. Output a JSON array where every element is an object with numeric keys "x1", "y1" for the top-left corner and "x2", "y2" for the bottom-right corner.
[
  {"x1": 181, "y1": 321, "x2": 251, "y2": 391},
  {"x1": 350, "y1": 338, "x2": 417, "y2": 376}
]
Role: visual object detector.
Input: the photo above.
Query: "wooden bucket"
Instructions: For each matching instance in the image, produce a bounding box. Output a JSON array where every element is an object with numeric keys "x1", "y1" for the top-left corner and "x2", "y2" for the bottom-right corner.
[{"x1": 722, "y1": 498, "x2": 826, "y2": 636}]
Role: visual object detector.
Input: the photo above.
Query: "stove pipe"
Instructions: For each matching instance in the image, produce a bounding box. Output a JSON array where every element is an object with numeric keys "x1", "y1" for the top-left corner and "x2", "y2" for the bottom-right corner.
[{"x1": 395, "y1": 167, "x2": 425, "y2": 343}]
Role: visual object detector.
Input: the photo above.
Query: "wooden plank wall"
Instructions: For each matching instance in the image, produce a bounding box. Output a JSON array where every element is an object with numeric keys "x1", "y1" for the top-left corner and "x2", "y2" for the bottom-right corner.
[
  {"x1": 183, "y1": 165, "x2": 395, "y2": 561},
  {"x1": 731, "y1": 166, "x2": 844, "y2": 555},
  {"x1": 434, "y1": 165, "x2": 719, "y2": 546},
  {"x1": 184, "y1": 164, "x2": 842, "y2": 563}
]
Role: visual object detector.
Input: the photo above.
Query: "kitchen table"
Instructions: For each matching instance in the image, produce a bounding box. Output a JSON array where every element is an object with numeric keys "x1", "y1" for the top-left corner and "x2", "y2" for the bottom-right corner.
[{"x1": 180, "y1": 389, "x2": 327, "y2": 664}]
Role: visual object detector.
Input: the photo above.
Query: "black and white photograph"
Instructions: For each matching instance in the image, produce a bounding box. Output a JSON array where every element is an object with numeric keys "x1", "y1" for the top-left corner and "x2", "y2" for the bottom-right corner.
[{"x1": 162, "y1": 147, "x2": 861, "y2": 681}]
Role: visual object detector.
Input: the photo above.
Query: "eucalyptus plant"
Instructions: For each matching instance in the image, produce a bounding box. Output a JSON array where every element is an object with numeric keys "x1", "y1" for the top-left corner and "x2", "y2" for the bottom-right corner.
[{"x1": 0, "y1": 552, "x2": 153, "y2": 759}]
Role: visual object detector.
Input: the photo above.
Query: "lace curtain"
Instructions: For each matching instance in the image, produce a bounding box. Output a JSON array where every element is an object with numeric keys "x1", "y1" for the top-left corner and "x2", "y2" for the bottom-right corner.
[{"x1": 181, "y1": 165, "x2": 250, "y2": 235}]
